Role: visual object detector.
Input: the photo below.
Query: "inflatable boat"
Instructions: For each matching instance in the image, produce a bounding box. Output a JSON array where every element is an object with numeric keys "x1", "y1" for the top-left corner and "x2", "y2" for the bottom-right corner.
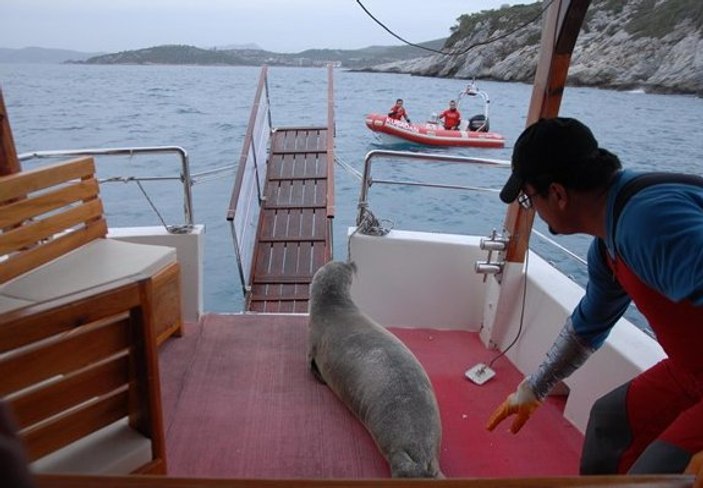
[
  {"x1": 365, "y1": 82, "x2": 505, "y2": 148},
  {"x1": 365, "y1": 114, "x2": 505, "y2": 148}
]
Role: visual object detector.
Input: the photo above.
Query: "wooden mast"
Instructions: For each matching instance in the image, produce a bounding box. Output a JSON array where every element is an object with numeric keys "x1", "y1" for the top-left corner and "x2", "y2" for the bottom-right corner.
[
  {"x1": 503, "y1": 0, "x2": 591, "y2": 263},
  {"x1": 0, "y1": 87, "x2": 21, "y2": 176}
]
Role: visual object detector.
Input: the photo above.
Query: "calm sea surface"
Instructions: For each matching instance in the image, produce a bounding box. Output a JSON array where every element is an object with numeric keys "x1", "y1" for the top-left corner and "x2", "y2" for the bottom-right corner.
[{"x1": 2, "y1": 64, "x2": 702, "y2": 325}]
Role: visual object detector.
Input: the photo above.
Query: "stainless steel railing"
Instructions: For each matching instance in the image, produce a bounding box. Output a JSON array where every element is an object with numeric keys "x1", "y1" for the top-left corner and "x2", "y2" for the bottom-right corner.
[
  {"x1": 357, "y1": 149, "x2": 511, "y2": 225},
  {"x1": 18, "y1": 145, "x2": 195, "y2": 230},
  {"x1": 225, "y1": 65, "x2": 273, "y2": 296}
]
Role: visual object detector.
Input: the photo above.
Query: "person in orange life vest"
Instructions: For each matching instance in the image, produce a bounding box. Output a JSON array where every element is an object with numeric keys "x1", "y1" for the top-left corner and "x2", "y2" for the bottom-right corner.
[
  {"x1": 388, "y1": 98, "x2": 410, "y2": 123},
  {"x1": 488, "y1": 117, "x2": 703, "y2": 482},
  {"x1": 439, "y1": 100, "x2": 461, "y2": 130}
]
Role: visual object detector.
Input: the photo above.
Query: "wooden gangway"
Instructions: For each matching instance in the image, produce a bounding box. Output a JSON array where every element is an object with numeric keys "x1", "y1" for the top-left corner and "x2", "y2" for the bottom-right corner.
[{"x1": 227, "y1": 65, "x2": 335, "y2": 313}]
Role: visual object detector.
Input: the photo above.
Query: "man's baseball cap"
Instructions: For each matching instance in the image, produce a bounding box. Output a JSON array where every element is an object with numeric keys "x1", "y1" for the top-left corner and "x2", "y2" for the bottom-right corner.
[{"x1": 500, "y1": 117, "x2": 600, "y2": 203}]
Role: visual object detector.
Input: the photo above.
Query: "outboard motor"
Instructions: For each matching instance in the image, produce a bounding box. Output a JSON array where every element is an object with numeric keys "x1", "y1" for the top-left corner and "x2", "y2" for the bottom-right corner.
[{"x1": 468, "y1": 114, "x2": 489, "y2": 132}]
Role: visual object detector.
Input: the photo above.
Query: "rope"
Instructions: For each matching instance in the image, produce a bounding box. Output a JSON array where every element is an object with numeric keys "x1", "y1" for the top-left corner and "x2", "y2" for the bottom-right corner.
[
  {"x1": 335, "y1": 155, "x2": 363, "y2": 180},
  {"x1": 348, "y1": 203, "x2": 393, "y2": 262},
  {"x1": 356, "y1": 203, "x2": 393, "y2": 237}
]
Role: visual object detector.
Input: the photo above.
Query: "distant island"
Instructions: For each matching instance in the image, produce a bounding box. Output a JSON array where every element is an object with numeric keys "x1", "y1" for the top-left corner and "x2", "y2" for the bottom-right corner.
[
  {"x1": 69, "y1": 40, "x2": 448, "y2": 69},
  {"x1": 2, "y1": 0, "x2": 701, "y2": 95},
  {"x1": 0, "y1": 46, "x2": 104, "y2": 64},
  {"x1": 0, "y1": 40, "x2": 446, "y2": 70}
]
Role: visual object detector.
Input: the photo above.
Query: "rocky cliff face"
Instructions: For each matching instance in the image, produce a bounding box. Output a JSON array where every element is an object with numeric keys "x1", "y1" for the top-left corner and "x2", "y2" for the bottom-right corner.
[{"x1": 360, "y1": 0, "x2": 703, "y2": 96}]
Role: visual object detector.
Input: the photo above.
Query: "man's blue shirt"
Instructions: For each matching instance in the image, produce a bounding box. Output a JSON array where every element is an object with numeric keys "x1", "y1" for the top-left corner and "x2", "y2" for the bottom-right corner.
[{"x1": 571, "y1": 170, "x2": 703, "y2": 348}]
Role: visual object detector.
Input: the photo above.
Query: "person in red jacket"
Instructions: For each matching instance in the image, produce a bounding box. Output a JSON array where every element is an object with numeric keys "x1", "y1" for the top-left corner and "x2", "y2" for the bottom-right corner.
[
  {"x1": 439, "y1": 100, "x2": 461, "y2": 130},
  {"x1": 388, "y1": 98, "x2": 410, "y2": 123}
]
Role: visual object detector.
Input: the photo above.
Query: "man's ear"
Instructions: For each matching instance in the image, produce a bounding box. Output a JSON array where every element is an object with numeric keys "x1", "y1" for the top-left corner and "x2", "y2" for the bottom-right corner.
[{"x1": 550, "y1": 182, "x2": 570, "y2": 209}]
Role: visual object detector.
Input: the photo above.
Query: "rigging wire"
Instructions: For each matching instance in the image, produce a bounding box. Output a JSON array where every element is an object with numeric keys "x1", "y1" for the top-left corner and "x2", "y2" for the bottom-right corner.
[
  {"x1": 190, "y1": 164, "x2": 238, "y2": 184},
  {"x1": 98, "y1": 164, "x2": 237, "y2": 232},
  {"x1": 335, "y1": 155, "x2": 363, "y2": 180},
  {"x1": 355, "y1": 0, "x2": 556, "y2": 57},
  {"x1": 134, "y1": 179, "x2": 171, "y2": 232}
]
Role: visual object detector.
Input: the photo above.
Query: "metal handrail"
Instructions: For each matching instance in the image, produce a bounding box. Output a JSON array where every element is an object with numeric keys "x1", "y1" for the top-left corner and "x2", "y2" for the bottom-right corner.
[
  {"x1": 18, "y1": 145, "x2": 194, "y2": 227},
  {"x1": 325, "y1": 63, "x2": 336, "y2": 261},
  {"x1": 354, "y1": 150, "x2": 597, "y2": 271},
  {"x1": 226, "y1": 65, "x2": 273, "y2": 296},
  {"x1": 357, "y1": 149, "x2": 510, "y2": 225},
  {"x1": 227, "y1": 65, "x2": 270, "y2": 222}
]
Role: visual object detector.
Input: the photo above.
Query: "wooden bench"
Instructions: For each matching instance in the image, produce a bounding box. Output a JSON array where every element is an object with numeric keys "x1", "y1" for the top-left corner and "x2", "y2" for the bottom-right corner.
[
  {"x1": 0, "y1": 156, "x2": 182, "y2": 344},
  {"x1": 1, "y1": 282, "x2": 166, "y2": 475},
  {"x1": 0, "y1": 156, "x2": 181, "y2": 474}
]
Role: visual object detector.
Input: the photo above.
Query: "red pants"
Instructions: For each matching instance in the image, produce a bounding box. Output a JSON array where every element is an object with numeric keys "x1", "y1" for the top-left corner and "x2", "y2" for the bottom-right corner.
[
  {"x1": 581, "y1": 359, "x2": 703, "y2": 474},
  {"x1": 621, "y1": 359, "x2": 703, "y2": 471}
]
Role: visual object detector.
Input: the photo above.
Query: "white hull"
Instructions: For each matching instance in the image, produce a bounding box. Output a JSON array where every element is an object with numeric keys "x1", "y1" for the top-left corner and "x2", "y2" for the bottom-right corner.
[{"x1": 347, "y1": 227, "x2": 665, "y2": 433}]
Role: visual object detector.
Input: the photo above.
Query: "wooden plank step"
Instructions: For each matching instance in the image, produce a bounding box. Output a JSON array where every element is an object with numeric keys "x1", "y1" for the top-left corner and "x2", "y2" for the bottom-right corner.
[
  {"x1": 252, "y1": 242, "x2": 326, "y2": 281},
  {"x1": 273, "y1": 125, "x2": 327, "y2": 131},
  {"x1": 249, "y1": 293, "x2": 310, "y2": 302},
  {"x1": 267, "y1": 153, "x2": 327, "y2": 180},
  {"x1": 257, "y1": 237, "x2": 326, "y2": 243},
  {"x1": 258, "y1": 209, "x2": 326, "y2": 240},
  {"x1": 253, "y1": 275, "x2": 313, "y2": 285},
  {"x1": 247, "y1": 300, "x2": 309, "y2": 313},
  {"x1": 264, "y1": 179, "x2": 327, "y2": 203},
  {"x1": 272, "y1": 149, "x2": 327, "y2": 155},
  {"x1": 267, "y1": 175, "x2": 327, "y2": 182},
  {"x1": 271, "y1": 129, "x2": 327, "y2": 154},
  {"x1": 262, "y1": 203, "x2": 326, "y2": 210}
]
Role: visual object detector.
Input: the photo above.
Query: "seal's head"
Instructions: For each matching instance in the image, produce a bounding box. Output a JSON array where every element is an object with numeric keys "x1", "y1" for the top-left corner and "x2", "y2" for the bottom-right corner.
[{"x1": 310, "y1": 261, "x2": 357, "y2": 303}]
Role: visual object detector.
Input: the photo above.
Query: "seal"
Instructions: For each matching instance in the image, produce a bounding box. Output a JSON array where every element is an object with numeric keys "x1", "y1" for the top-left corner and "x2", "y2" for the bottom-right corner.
[{"x1": 307, "y1": 261, "x2": 443, "y2": 478}]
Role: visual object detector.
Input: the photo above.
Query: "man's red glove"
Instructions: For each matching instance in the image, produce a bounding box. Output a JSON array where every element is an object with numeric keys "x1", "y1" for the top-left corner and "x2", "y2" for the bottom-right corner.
[
  {"x1": 486, "y1": 379, "x2": 541, "y2": 434},
  {"x1": 685, "y1": 451, "x2": 703, "y2": 488}
]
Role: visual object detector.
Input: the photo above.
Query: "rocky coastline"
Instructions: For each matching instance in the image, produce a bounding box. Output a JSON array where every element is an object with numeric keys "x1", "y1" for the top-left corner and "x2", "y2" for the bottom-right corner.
[{"x1": 356, "y1": 0, "x2": 703, "y2": 97}]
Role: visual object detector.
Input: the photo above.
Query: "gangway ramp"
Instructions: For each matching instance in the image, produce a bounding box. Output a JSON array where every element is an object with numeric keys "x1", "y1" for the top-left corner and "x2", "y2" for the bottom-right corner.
[{"x1": 227, "y1": 66, "x2": 335, "y2": 312}]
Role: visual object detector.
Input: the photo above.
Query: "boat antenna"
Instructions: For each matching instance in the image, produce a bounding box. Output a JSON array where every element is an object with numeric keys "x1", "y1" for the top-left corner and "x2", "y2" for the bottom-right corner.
[{"x1": 355, "y1": 0, "x2": 556, "y2": 57}]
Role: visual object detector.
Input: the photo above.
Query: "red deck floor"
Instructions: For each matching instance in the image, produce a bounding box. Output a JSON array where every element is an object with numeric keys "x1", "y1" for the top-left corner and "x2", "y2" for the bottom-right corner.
[{"x1": 158, "y1": 314, "x2": 583, "y2": 479}]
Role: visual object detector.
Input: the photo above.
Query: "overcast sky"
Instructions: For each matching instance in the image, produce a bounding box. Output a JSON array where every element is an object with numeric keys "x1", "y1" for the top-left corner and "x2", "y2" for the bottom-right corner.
[{"x1": 1, "y1": 0, "x2": 530, "y2": 53}]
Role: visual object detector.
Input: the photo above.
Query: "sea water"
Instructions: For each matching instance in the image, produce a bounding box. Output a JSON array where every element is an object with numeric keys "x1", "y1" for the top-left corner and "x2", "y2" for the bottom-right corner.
[{"x1": 1, "y1": 64, "x2": 702, "y2": 329}]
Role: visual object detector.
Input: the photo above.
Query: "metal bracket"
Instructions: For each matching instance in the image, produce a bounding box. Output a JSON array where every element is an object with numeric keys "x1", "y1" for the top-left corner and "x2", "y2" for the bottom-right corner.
[{"x1": 475, "y1": 229, "x2": 509, "y2": 282}]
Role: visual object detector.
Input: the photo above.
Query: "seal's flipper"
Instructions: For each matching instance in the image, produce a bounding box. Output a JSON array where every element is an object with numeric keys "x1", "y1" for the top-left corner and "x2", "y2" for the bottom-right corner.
[
  {"x1": 309, "y1": 359, "x2": 327, "y2": 384},
  {"x1": 389, "y1": 450, "x2": 441, "y2": 478}
]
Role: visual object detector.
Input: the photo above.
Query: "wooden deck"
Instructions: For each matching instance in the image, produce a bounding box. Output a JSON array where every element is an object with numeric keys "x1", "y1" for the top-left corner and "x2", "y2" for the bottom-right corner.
[{"x1": 248, "y1": 127, "x2": 332, "y2": 312}]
